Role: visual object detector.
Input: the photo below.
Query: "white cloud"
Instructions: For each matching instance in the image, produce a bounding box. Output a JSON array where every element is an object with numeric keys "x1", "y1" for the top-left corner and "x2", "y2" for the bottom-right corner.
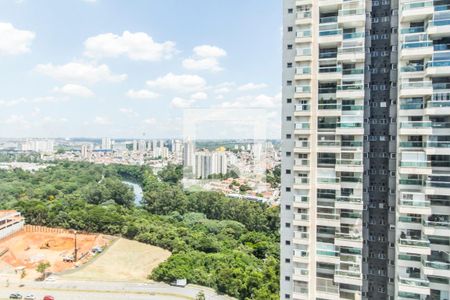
[
  {"x1": 0, "y1": 96, "x2": 65, "y2": 107},
  {"x1": 191, "y1": 92, "x2": 208, "y2": 100},
  {"x1": 84, "y1": 31, "x2": 176, "y2": 61},
  {"x1": 238, "y1": 82, "x2": 268, "y2": 91},
  {"x1": 3, "y1": 114, "x2": 28, "y2": 125},
  {"x1": 0, "y1": 98, "x2": 27, "y2": 107},
  {"x1": 53, "y1": 84, "x2": 94, "y2": 97},
  {"x1": 182, "y1": 45, "x2": 226, "y2": 72},
  {"x1": 213, "y1": 82, "x2": 235, "y2": 94},
  {"x1": 119, "y1": 107, "x2": 138, "y2": 117},
  {"x1": 35, "y1": 62, "x2": 127, "y2": 84},
  {"x1": 171, "y1": 97, "x2": 195, "y2": 108},
  {"x1": 41, "y1": 116, "x2": 68, "y2": 123},
  {"x1": 193, "y1": 45, "x2": 227, "y2": 58},
  {"x1": 126, "y1": 89, "x2": 159, "y2": 99},
  {"x1": 146, "y1": 73, "x2": 206, "y2": 93},
  {"x1": 93, "y1": 116, "x2": 111, "y2": 125},
  {"x1": 219, "y1": 93, "x2": 281, "y2": 109},
  {"x1": 0, "y1": 22, "x2": 35, "y2": 55}
]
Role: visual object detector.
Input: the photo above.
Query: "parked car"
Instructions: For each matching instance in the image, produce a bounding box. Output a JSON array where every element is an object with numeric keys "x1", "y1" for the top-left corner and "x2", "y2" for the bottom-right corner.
[
  {"x1": 9, "y1": 294, "x2": 22, "y2": 299},
  {"x1": 24, "y1": 295, "x2": 35, "y2": 300},
  {"x1": 43, "y1": 296, "x2": 54, "y2": 300}
]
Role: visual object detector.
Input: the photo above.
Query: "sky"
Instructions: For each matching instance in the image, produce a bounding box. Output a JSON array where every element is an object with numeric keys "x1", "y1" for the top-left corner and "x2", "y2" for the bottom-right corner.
[{"x1": 0, "y1": 0, "x2": 282, "y2": 139}]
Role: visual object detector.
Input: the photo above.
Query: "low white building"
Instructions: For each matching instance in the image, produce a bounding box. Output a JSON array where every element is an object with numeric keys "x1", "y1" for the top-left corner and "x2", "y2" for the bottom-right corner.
[{"x1": 0, "y1": 210, "x2": 25, "y2": 240}]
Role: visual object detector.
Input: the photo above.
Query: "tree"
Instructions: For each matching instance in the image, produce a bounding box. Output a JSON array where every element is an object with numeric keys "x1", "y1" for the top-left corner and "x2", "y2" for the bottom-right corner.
[
  {"x1": 36, "y1": 261, "x2": 50, "y2": 279},
  {"x1": 158, "y1": 164, "x2": 183, "y2": 184}
]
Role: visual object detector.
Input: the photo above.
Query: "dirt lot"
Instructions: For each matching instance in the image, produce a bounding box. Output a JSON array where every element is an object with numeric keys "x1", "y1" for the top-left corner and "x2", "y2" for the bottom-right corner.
[
  {"x1": 62, "y1": 238, "x2": 171, "y2": 282},
  {"x1": 0, "y1": 228, "x2": 110, "y2": 279}
]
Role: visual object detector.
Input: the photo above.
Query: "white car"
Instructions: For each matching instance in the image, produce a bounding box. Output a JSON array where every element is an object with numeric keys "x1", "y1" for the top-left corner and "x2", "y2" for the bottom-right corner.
[{"x1": 24, "y1": 295, "x2": 35, "y2": 300}]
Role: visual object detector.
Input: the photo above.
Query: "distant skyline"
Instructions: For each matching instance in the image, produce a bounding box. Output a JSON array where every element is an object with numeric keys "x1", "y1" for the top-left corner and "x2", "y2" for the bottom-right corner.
[{"x1": 0, "y1": 0, "x2": 282, "y2": 139}]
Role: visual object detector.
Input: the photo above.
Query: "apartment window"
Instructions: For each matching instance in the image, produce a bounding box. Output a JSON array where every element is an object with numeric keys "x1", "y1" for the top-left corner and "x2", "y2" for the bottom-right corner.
[
  {"x1": 285, "y1": 205, "x2": 291, "y2": 210},
  {"x1": 287, "y1": 26, "x2": 293, "y2": 32},
  {"x1": 287, "y1": 62, "x2": 292, "y2": 68},
  {"x1": 288, "y1": 8, "x2": 293, "y2": 13},
  {"x1": 285, "y1": 240, "x2": 291, "y2": 245},
  {"x1": 285, "y1": 223, "x2": 291, "y2": 228},
  {"x1": 287, "y1": 80, "x2": 292, "y2": 86},
  {"x1": 287, "y1": 98, "x2": 292, "y2": 103},
  {"x1": 286, "y1": 151, "x2": 291, "y2": 157},
  {"x1": 285, "y1": 187, "x2": 291, "y2": 192},
  {"x1": 285, "y1": 258, "x2": 291, "y2": 263},
  {"x1": 285, "y1": 294, "x2": 290, "y2": 299},
  {"x1": 286, "y1": 134, "x2": 291, "y2": 139},
  {"x1": 286, "y1": 169, "x2": 291, "y2": 174},
  {"x1": 285, "y1": 276, "x2": 291, "y2": 281},
  {"x1": 287, "y1": 44, "x2": 293, "y2": 50}
]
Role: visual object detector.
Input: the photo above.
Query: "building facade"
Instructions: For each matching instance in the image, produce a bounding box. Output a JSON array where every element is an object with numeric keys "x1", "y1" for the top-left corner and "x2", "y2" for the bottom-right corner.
[{"x1": 281, "y1": 0, "x2": 450, "y2": 299}]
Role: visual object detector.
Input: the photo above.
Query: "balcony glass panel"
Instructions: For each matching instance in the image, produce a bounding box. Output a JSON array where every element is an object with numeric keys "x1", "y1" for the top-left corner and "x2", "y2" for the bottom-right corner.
[
  {"x1": 343, "y1": 32, "x2": 365, "y2": 39},
  {"x1": 402, "y1": 1, "x2": 432, "y2": 10}
]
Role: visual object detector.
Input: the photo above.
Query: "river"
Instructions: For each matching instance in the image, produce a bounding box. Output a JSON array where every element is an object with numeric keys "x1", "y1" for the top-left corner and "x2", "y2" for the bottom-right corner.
[{"x1": 122, "y1": 181, "x2": 143, "y2": 206}]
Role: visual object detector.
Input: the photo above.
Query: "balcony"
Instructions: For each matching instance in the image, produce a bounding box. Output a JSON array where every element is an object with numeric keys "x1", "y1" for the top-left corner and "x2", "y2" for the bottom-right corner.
[
  {"x1": 295, "y1": 30, "x2": 312, "y2": 43},
  {"x1": 337, "y1": 46, "x2": 365, "y2": 62},
  {"x1": 399, "y1": 121, "x2": 432, "y2": 135},
  {"x1": 317, "y1": 177, "x2": 340, "y2": 189},
  {"x1": 296, "y1": 11, "x2": 312, "y2": 25},
  {"x1": 423, "y1": 219, "x2": 450, "y2": 236},
  {"x1": 335, "y1": 269, "x2": 362, "y2": 286},
  {"x1": 294, "y1": 176, "x2": 309, "y2": 186},
  {"x1": 293, "y1": 248, "x2": 309, "y2": 261},
  {"x1": 294, "y1": 104, "x2": 310, "y2": 116},
  {"x1": 338, "y1": 8, "x2": 365, "y2": 27},
  {"x1": 398, "y1": 238, "x2": 431, "y2": 255},
  {"x1": 293, "y1": 213, "x2": 310, "y2": 226},
  {"x1": 336, "y1": 84, "x2": 364, "y2": 98},
  {"x1": 318, "y1": 28, "x2": 343, "y2": 45},
  {"x1": 293, "y1": 232, "x2": 309, "y2": 246},
  {"x1": 294, "y1": 159, "x2": 310, "y2": 172},
  {"x1": 343, "y1": 31, "x2": 365, "y2": 41},
  {"x1": 399, "y1": 160, "x2": 432, "y2": 175},
  {"x1": 400, "y1": 1, "x2": 434, "y2": 22},
  {"x1": 398, "y1": 277, "x2": 431, "y2": 296},
  {"x1": 428, "y1": 18, "x2": 450, "y2": 38},
  {"x1": 425, "y1": 177, "x2": 450, "y2": 194},
  {"x1": 316, "y1": 243, "x2": 340, "y2": 263},
  {"x1": 423, "y1": 260, "x2": 450, "y2": 277},
  {"x1": 399, "y1": 141, "x2": 425, "y2": 149},
  {"x1": 335, "y1": 232, "x2": 363, "y2": 248},
  {"x1": 295, "y1": 85, "x2": 311, "y2": 98},
  {"x1": 401, "y1": 41, "x2": 434, "y2": 59},
  {"x1": 293, "y1": 268, "x2": 309, "y2": 281},
  {"x1": 318, "y1": 0, "x2": 342, "y2": 8},
  {"x1": 296, "y1": 48, "x2": 312, "y2": 62},
  {"x1": 336, "y1": 122, "x2": 364, "y2": 135},
  {"x1": 294, "y1": 140, "x2": 310, "y2": 153},
  {"x1": 318, "y1": 65, "x2": 342, "y2": 81},
  {"x1": 294, "y1": 122, "x2": 310, "y2": 135},
  {"x1": 400, "y1": 26, "x2": 425, "y2": 35},
  {"x1": 316, "y1": 277, "x2": 339, "y2": 299},
  {"x1": 399, "y1": 81, "x2": 433, "y2": 98},
  {"x1": 425, "y1": 99, "x2": 450, "y2": 115},
  {"x1": 294, "y1": 195, "x2": 309, "y2": 206},
  {"x1": 335, "y1": 158, "x2": 363, "y2": 172},
  {"x1": 398, "y1": 198, "x2": 431, "y2": 215},
  {"x1": 426, "y1": 60, "x2": 450, "y2": 77},
  {"x1": 295, "y1": 66, "x2": 311, "y2": 80},
  {"x1": 336, "y1": 196, "x2": 363, "y2": 210},
  {"x1": 317, "y1": 212, "x2": 340, "y2": 227}
]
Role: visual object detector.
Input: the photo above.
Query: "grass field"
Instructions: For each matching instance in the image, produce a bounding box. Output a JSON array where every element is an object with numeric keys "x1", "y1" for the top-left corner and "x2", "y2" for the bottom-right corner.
[{"x1": 62, "y1": 238, "x2": 171, "y2": 282}]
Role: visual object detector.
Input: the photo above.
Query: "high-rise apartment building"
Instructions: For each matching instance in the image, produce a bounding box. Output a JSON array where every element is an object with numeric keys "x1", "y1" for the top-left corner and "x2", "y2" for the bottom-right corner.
[
  {"x1": 101, "y1": 137, "x2": 112, "y2": 150},
  {"x1": 281, "y1": 0, "x2": 450, "y2": 299}
]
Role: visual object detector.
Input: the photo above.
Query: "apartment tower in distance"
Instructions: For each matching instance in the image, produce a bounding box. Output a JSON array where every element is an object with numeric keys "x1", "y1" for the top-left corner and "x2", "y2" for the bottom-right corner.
[{"x1": 281, "y1": 0, "x2": 450, "y2": 299}]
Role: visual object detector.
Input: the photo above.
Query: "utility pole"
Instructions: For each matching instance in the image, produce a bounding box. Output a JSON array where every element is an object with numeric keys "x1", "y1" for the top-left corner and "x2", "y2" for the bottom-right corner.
[{"x1": 73, "y1": 230, "x2": 78, "y2": 262}]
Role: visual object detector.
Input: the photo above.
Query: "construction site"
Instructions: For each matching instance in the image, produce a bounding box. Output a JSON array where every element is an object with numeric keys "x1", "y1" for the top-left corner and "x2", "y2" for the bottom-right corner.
[{"x1": 0, "y1": 224, "x2": 111, "y2": 279}]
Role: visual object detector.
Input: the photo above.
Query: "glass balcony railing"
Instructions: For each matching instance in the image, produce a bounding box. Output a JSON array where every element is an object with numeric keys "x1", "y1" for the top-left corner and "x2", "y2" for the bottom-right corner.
[
  {"x1": 339, "y1": 8, "x2": 364, "y2": 17},
  {"x1": 341, "y1": 212, "x2": 362, "y2": 219},
  {"x1": 426, "y1": 180, "x2": 450, "y2": 188},
  {"x1": 398, "y1": 277, "x2": 430, "y2": 288},
  {"x1": 423, "y1": 220, "x2": 450, "y2": 229},
  {"x1": 335, "y1": 270, "x2": 361, "y2": 278},
  {"x1": 399, "y1": 238, "x2": 430, "y2": 248},
  {"x1": 402, "y1": 41, "x2": 433, "y2": 49},
  {"x1": 427, "y1": 100, "x2": 450, "y2": 107},
  {"x1": 336, "y1": 159, "x2": 362, "y2": 166},
  {"x1": 294, "y1": 195, "x2": 309, "y2": 203},
  {"x1": 297, "y1": 48, "x2": 312, "y2": 56},
  {"x1": 400, "y1": 27, "x2": 425, "y2": 34},
  {"x1": 296, "y1": 86, "x2": 311, "y2": 93},
  {"x1": 398, "y1": 254, "x2": 421, "y2": 262},
  {"x1": 320, "y1": 16, "x2": 338, "y2": 23},
  {"x1": 435, "y1": 4, "x2": 450, "y2": 11},
  {"x1": 341, "y1": 176, "x2": 362, "y2": 183},
  {"x1": 434, "y1": 44, "x2": 450, "y2": 51},
  {"x1": 295, "y1": 141, "x2": 309, "y2": 148},
  {"x1": 296, "y1": 67, "x2": 311, "y2": 75},
  {"x1": 433, "y1": 82, "x2": 450, "y2": 90},
  {"x1": 399, "y1": 178, "x2": 425, "y2": 186},
  {"x1": 399, "y1": 215, "x2": 422, "y2": 223},
  {"x1": 294, "y1": 249, "x2": 309, "y2": 257},
  {"x1": 342, "y1": 68, "x2": 364, "y2": 75},
  {"x1": 401, "y1": 65, "x2": 424, "y2": 72},
  {"x1": 426, "y1": 60, "x2": 450, "y2": 67},
  {"x1": 295, "y1": 177, "x2": 309, "y2": 184},
  {"x1": 399, "y1": 141, "x2": 425, "y2": 148},
  {"x1": 297, "y1": 11, "x2": 312, "y2": 19},
  {"x1": 400, "y1": 103, "x2": 424, "y2": 109},
  {"x1": 318, "y1": 123, "x2": 337, "y2": 130},
  {"x1": 318, "y1": 103, "x2": 339, "y2": 110},
  {"x1": 294, "y1": 232, "x2": 309, "y2": 240},
  {"x1": 319, "y1": 66, "x2": 342, "y2": 73},
  {"x1": 342, "y1": 104, "x2": 364, "y2": 111},
  {"x1": 428, "y1": 19, "x2": 450, "y2": 27},
  {"x1": 399, "y1": 199, "x2": 430, "y2": 207},
  {"x1": 427, "y1": 141, "x2": 450, "y2": 148},
  {"x1": 336, "y1": 232, "x2": 362, "y2": 240},
  {"x1": 319, "y1": 29, "x2": 343, "y2": 37},
  {"x1": 295, "y1": 214, "x2": 309, "y2": 221},
  {"x1": 341, "y1": 141, "x2": 362, "y2": 147},
  {"x1": 400, "y1": 121, "x2": 432, "y2": 128},
  {"x1": 399, "y1": 161, "x2": 430, "y2": 167},
  {"x1": 294, "y1": 268, "x2": 309, "y2": 276},
  {"x1": 337, "y1": 122, "x2": 363, "y2": 128},
  {"x1": 318, "y1": 140, "x2": 340, "y2": 146},
  {"x1": 296, "y1": 30, "x2": 312, "y2": 38},
  {"x1": 295, "y1": 123, "x2": 310, "y2": 130},
  {"x1": 295, "y1": 104, "x2": 310, "y2": 112},
  {"x1": 317, "y1": 177, "x2": 340, "y2": 184},
  {"x1": 401, "y1": 81, "x2": 432, "y2": 89},
  {"x1": 338, "y1": 46, "x2": 364, "y2": 55},
  {"x1": 424, "y1": 261, "x2": 450, "y2": 270},
  {"x1": 337, "y1": 84, "x2": 363, "y2": 91},
  {"x1": 319, "y1": 52, "x2": 337, "y2": 59},
  {"x1": 336, "y1": 196, "x2": 362, "y2": 203},
  {"x1": 432, "y1": 122, "x2": 450, "y2": 128},
  {"x1": 343, "y1": 32, "x2": 365, "y2": 39},
  {"x1": 402, "y1": 1, "x2": 432, "y2": 10}
]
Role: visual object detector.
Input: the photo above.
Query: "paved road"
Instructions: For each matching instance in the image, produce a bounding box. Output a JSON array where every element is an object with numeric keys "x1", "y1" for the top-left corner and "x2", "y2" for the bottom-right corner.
[{"x1": 0, "y1": 276, "x2": 234, "y2": 300}]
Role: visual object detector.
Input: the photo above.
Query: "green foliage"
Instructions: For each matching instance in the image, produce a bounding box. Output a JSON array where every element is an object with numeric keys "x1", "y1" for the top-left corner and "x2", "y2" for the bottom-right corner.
[
  {"x1": 266, "y1": 165, "x2": 281, "y2": 188},
  {"x1": 158, "y1": 164, "x2": 183, "y2": 184},
  {"x1": 0, "y1": 161, "x2": 279, "y2": 300},
  {"x1": 36, "y1": 261, "x2": 50, "y2": 275}
]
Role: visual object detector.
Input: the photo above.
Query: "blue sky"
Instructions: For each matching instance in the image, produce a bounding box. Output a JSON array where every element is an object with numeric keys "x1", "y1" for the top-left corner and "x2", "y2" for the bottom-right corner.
[{"x1": 0, "y1": 0, "x2": 281, "y2": 139}]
